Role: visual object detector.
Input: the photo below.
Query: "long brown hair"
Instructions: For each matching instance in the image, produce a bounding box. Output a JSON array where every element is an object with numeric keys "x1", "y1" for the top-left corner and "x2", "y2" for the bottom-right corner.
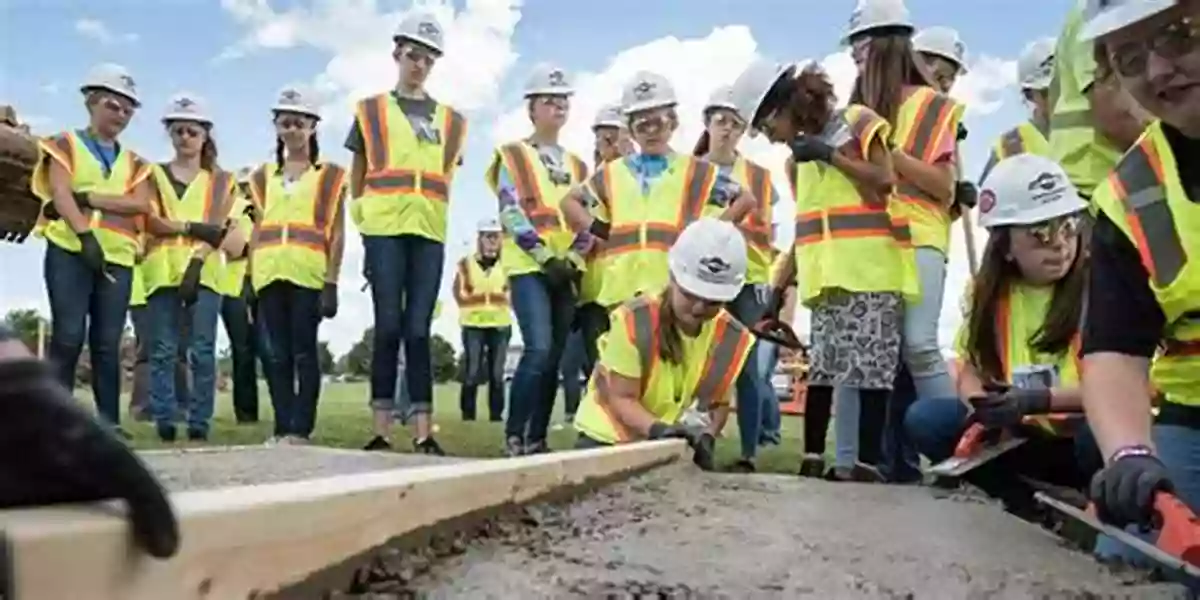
[
  {"x1": 200, "y1": 132, "x2": 219, "y2": 171},
  {"x1": 964, "y1": 230, "x2": 1088, "y2": 383},
  {"x1": 849, "y1": 33, "x2": 934, "y2": 124},
  {"x1": 783, "y1": 63, "x2": 837, "y2": 135},
  {"x1": 657, "y1": 292, "x2": 685, "y2": 365}
]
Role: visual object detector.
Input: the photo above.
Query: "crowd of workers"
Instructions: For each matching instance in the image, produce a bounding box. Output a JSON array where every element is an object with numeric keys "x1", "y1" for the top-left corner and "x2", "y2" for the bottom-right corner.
[{"x1": 1, "y1": 0, "x2": 1197, "y2": 570}]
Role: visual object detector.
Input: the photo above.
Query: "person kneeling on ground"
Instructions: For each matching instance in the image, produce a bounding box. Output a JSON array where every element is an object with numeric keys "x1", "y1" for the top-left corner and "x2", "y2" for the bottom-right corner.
[
  {"x1": 904, "y1": 154, "x2": 1103, "y2": 518},
  {"x1": 571, "y1": 218, "x2": 756, "y2": 470}
]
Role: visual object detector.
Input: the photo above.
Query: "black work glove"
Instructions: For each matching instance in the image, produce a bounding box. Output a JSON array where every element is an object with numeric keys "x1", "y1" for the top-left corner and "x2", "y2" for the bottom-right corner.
[
  {"x1": 178, "y1": 257, "x2": 204, "y2": 305},
  {"x1": 320, "y1": 283, "x2": 338, "y2": 319},
  {"x1": 76, "y1": 231, "x2": 107, "y2": 273},
  {"x1": 183, "y1": 221, "x2": 227, "y2": 248},
  {"x1": 788, "y1": 135, "x2": 835, "y2": 163},
  {"x1": 542, "y1": 257, "x2": 577, "y2": 290},
  {"x1": 764, "y1": 286, "x2": 787, "y2": 320},
  {"x1": 41, "y1": 193, "x2": 91, "y2": 221},
  {"x1": 1090, "y1": 451, "x2": 1174, "y2": 529},
  {"x1": 241, "y1": 275, "x2": 255, "y2": 305},
  {"x1": 691, "y1": 432, "x2": 716, "y2": 471},
  {"x1": 647, "y1": 421, "x2": 699, "y2": 443},
  {"x1": 954, "y1": 181, "x2": 978, "y2": 209},
  {"x1": 72, "y1": 191, "x2": 92, "y2": 210},
  {"x1": 587, "y1": 219, "x2": 611, "y2": 241},
  {"x1": 957, "y1": 122, "x2": 969, "y2": 141},
  {"x1": 0, "y1": 358, "x2": 179, "y2": 559},
  {"x1": 968, "y1": 387, "x2": 1052, "y2": 429}
]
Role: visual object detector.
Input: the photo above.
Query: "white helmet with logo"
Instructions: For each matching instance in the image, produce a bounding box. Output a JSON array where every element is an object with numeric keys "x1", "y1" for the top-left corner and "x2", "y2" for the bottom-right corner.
[
  {"x1": 1080, "y1": 0, "x2": 1176, "y2": 42},
  {"x1": 393, "y1": 10, "x2": 445, "y2": 55},
  {"x1": 620, "y1": 71, "x2": 677, "y2": 115},
  {"x1": 81, "y1": 63, "x2": 140, "y2": 107},
  {"x1": 272, "y1": 86, "x2": 321, "y2": 121},
  {"x1": 668, "y1": 217, "x2": 747, "y2": 302},
  {"x1": 729, "y1": 59, "x2": 793, "y2": 132},
  {"x1": 843, "y1": 0, "x2": 914, "y2": 44},
  {"x1": 1017, "y1": 37, "x2": 1057, "y2": 91},
  {"x1": 524, "y1": 64, "x2": 574, "y2": 97},
  {"x1": 477, "y1": 218, "x2": 502, "y2": 234},
  {"x1": 162, "y1": 92, "x2": 212, "y2": 125},
  {"x1": 703, "y1": 84, "x2": 739, "y2": 116},
  {"x1": 913, "y1": 26, "x2": 969, "y2": 73},
  {"x1": 978, "y1": 154, "x2": 1087, "y2": 229},
  {"x1": 592, "y1": 104, "x2": 624, "y2": 130}
]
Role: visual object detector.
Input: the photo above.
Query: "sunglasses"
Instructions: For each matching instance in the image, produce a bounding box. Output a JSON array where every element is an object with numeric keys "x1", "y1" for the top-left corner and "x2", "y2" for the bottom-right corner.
[
  {"x1": 402, "y1": 48, "x2": 437, "y2": 67},
  {"x1": 630, "y1": 113, "x2": 672, "y2": 136},
  {"x1": 1108, "y1": 15, "x2": 1199, "y2": 77},
  {"x1": 101, "y1": 98, "x2": 135, "y2": 117},
  {"x1": 1015, "y1": 214, "x2": 1082, "y2": 245},
  {"x1": 709, "y1": 111, "x2": 746, "y2": 131},
  {"x1": 170, "y1": 125, "x2": 204, "y2": 139},
  {"x1": 533, "y1": 96, "x2": 569, "y2": 109}
]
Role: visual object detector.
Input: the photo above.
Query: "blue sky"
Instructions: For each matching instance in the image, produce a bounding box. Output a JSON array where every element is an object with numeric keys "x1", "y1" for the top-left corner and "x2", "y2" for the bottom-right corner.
[{"x1": 0, "y1": 0, "x2": 1075, "y2": 354}]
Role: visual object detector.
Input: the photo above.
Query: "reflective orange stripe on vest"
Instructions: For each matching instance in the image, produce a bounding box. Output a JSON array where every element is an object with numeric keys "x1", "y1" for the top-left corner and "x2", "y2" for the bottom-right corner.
[
  {"x1": 42, "y1": 134, "x2": 145, "y2": 238},
  {"x1": 604, "y1": 161, "x2": 716, "y2": 255},
  {"x1": 896, "y1": 92, "x2": 955, "y2": 209},
  {"x1": 358, "y1": 96, "x2": 466, "y2": 202},
  {"x1": 145, "y1": 171, "x2": 232, "y2": 253},
  {"x1": 694, "y1": 313, "x2": 753, "y2": 407},
  {"x1": 739, "y1": 162, "x2": 772, "y2": 249},
  {"x1": 499, "y1": 144, "x2": 561, "y2": 233},
  {"x1": 593, "y1": 366, "x2": 634, "y2": 443},
  {"x1": 455, "y1": 258, "x2": 509, "y2": 307},
  {"x1": 795, "y1": 206, "x2": 912, "y2": 248},
  {"x1": 1110, "y1": 139, "x2": 1186, "y2": 287},
  {"x1": 255, "y1": 166, "x2": 345, "y2": 252},
  {"x1": 1164, "y1": 339, "x2": 1200, "y2": 357}
]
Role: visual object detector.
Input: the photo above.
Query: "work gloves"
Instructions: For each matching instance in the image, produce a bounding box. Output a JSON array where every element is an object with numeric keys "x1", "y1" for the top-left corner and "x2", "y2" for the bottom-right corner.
[
  {"x1": 789, "y1": 135, "x2": 835, "y2": 164},
  {"x1": 178, "y1": 257, "x2": 205, "y2": 306},
  {"x1": 647, "y1": 422, "x2": 715, "y2": 472},
  {"x1": 41, "y1": 192, "x2": 92, "y2": 221},
  {"x1": 77, "y1": 231, "x2": 108, "y2": 274},
  {"x1": 184, "y1": 221, "x2": 226, "y2": 248},
  {"x1": 0, "y1": 355, "x2": 179, "y2": 559},
  {"x1": 1090, "y1": 451, "x2": 1174, "y2": 529},
  {"x1": 954, "y1": 181, "x2": 979, "y2": 209},
  {"x1": 320, "y1": 283, "x2": 339, "y2": 319},
  {"x1": 968, "y1": 386, "x2": 1052, "y2": 429},
  {"x1": 542, "y1": 257, "x2": 579, "y2": 291}
]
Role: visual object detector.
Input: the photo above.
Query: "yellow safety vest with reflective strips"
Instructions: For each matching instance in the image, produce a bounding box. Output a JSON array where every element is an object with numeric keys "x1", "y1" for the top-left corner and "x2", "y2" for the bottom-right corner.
[
  {"x1": 979, "y1": 121, "x2": 1051, "y2": 183},
  {"x1": 700, "y1": 156, "x2": 774, "y2": 285},
  {"x1": 248, "y1": 163, "x2": 347, "y2": 292},
  {"x1": 454, "y1": 255, "x2": 512, "y2": 328},
  {"x1": 587, "y1": 154, "x2": 717, "y2": 308},
  {"x1": 484, "y1": 141, "x2": 588, "y2": 276},
  {"x1": 889, "y1": 87, "x2": 965, "y2": 254},
  {"x1": 31, "y1": 131, "x2": 150, "y2": 268},
  {"x1": 790, "y1": 105, "x2": 918, "y2": 307},
  {"x1": 130, "y1": 264, "x2": 148, "y2": 307},
  {"x1": 216, "y1": 195, "x2": 255, "y2": 297},
  {"x1": 1093, "y1": 122, "x2": 1200, "y2": 407},
  {"x1": 350, "y1": 94, "x2": 467, "y2": 242},
  {"x1": 141, "y1": 167, "x2": 235, "y2": 296},
  {"x1": 573, "y1": 295, "x2": 755, "y2": 444}
]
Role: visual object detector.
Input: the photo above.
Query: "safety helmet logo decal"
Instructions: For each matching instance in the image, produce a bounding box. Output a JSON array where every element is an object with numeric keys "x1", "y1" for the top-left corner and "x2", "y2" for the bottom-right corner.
[
  {"x1": 548, "y1": 69, "x2": 565, "y2": 86},
  {"x1": 176, "y1": 97, "x2": 195, "y2": 110},
  {"x1": 281, "y1": 89, "x2": 301, "y2": 103},
  {"x1": 1029, "y1": 171, "x2": 1062, "y2": 191},
  {"x1": 849, "y1": 9, "x2": 862, "y2": 28},
  {"x1": 954, "y1": 40, "x2": 966, "y2": 58},
  {"x1": 418, "y1": 21, "x2": 440, "y2": 37},
  {"x1": 697, "y1": 256, "x2": 732, "y2": 282},
  {"x1": 119, "y1": 74, "x2": 137, "y2": 93},
  {"x1": 633, "y1": 80, "x2": 656, "y2": 100},
  {"x1": 979, "y1": 189, "x2": 996, "y2": 214}
]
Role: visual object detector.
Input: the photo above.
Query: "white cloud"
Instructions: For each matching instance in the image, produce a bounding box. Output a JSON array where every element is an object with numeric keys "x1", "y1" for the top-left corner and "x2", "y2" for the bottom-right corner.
[
  {"x1": 951, "y1": 56, "x2": 1019, "y2": 116},
  {"x1": 73, "y1": 18, "x2": 139, "y2": 45},
  {"x1": 40, "y1": 82, "x2": 60, "y2": 95}
]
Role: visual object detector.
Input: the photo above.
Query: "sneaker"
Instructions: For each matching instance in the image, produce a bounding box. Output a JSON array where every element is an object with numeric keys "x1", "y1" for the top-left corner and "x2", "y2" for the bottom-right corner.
[
  {"x1": 156, "y1": 425, "x2": 177, "y2": 443},
  {"x1": 504, "y1": 437, "x2": 524, "y2": 457},
  {"x1": 798, "y1": 454, "x2": 825, "y2": 478},
  {"x1": 524, "y1": 440, "x2": 550, "y2": 455},
  {"x1": 851, "y1": 462, "x2": 886, "y2": 483},
  {"x1": 414, "y1": 437, "x2": 446, "y2": 456},
  {"x1": 363, "y1": 436, "x2": 392, "y2": 451},
  {"x1": 824, "y1": 466, "x2": 855, "y2": 482},
  {"x1": 728, "y1": 459, "x2": 756, "y2": 473}
]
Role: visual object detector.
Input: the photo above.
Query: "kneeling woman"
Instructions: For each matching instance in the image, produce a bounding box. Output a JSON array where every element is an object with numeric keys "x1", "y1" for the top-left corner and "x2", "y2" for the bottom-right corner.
[
  {"x1": 904, "y1": 155, "x2": 1102, "y2": 515},
  {"x1": 572, "y1": 218, "x2": 756, "y2": 470}
]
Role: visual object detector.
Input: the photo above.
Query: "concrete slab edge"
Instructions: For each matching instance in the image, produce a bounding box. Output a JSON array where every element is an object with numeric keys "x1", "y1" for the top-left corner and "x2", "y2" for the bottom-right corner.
[{"x1": 0, "y1": 440, "x2": 687, "y2": 600}]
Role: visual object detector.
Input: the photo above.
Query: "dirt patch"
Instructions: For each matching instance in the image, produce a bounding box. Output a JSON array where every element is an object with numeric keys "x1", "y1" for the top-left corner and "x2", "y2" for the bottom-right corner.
[
  {"x1": 140, "y1": 446, "x2": 463, "y2": 492},
  {"x1": 323, "y1": 465, "x2": 1187, "y2": 599}
]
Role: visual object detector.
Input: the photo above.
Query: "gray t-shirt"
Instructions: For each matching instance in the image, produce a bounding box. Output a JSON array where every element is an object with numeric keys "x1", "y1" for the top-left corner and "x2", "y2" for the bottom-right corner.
[{"x1": 344, "y1": 92, "x2": 439, "y2": 153}]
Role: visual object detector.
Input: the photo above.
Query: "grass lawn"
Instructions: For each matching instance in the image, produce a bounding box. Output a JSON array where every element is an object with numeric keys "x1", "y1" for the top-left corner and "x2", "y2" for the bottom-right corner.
[{"x1": 118, "y1": 382, "x2": 809, "y2": 474}]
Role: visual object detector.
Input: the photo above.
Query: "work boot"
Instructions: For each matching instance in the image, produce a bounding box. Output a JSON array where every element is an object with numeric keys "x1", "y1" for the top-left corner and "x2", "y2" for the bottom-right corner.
[
  {"x1": 525, "y1": 440, "x2": 550, "y2": 455},
  {"x1": 798, "y1": 454, "x2": 825, "y2": 478},
  {"x1": 851, "y1": 463, "x2": 885, "y2": 483},
  {"x1": 186, "y1": 429, "x2": 208, "y2": 442},
  {"x1": 728, "y1": 458, "x2": 756, "y2": 473},
  {"x1": 156, "y1": 425, "x2": 177, "y2": 443},
  {"x1": 415, "y1": 437, "x2": 445, "y2": 456},
  {"x1": 363, "y1": 436, "x2": 391, "y2": 451},
  {"x1": 504, "y1": 436, "x2": 524, "y2": 457}
]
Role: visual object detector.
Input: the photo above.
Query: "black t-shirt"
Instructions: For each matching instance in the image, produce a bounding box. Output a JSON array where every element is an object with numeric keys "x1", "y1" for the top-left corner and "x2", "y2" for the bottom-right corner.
[
  {"x1": 157, "y1": 163, "x2": 191, "y2": 199},
  {"x1": 343, "y1": 92, "x2": 438, "y2": 154},
  {"x1": 1082, "y1": 124, "x2": 1200, "y2": 358}
]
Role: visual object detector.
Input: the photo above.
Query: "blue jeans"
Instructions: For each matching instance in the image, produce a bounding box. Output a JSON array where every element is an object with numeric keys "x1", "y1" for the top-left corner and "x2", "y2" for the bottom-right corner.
[
  {"x1": 507, "y1": 273, "x2": 575, "y2": 444},
  {"x1": 902, "y1": 248, "x2": 957, "y2": 401},
  {"x1": 729, "y1": 284, "x2": 769, "y2": 460},
  {"x1": 560, "y1": 328, "x2": 587, "y2": 420},
  {"x1": 833, "y1": 386, "x2": 862, "y2": 468},
  {"x1": 43, "y1": 243, "x2": 132, "y2": 425},
  {"x1": 390, "y1": 343, "x2": 412, "y2": 424},
  {"x1": 258, "y1": 281, "x2": 322, "y2": 438},
  {"x1": 460, "y1": 326, "x2": 511, "y2": 421},
  {"x1": 758, "y1": 341, "x2": 782, "y2": 443},
  {"x1": 147, "y1": 287, "x2": 221, "y2": 435},
  {"x1": 220, "y1": 286, "x2": 265, "y2": 423},
  {"x1": 364, "y1": 234, "x2": 444, "y2": 415}
]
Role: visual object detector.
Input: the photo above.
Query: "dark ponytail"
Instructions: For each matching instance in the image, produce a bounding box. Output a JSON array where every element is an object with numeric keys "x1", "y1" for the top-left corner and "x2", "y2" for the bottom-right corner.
[
  {"x1": 692, "y1": 131, "x2": 711, "y2": 157},
  {"x1": 274, "y1": 137, "x2": 285, "y2": 171},
  {"x1": 657, "y1": 294, "x2": 684, "y2": 365},
  {"x1": 309, "y1": 134, "x2": 320, "y2": 167},
  {"x1": 200, "y1": 133, "x2": 219, "y2": 172}
]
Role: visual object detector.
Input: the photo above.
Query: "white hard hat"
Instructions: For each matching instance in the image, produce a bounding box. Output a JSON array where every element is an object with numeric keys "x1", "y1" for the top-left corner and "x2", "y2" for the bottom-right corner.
[
  {"x1": 913, "y1": 26, "x2": 969, "y2": 73},
  {"x1": 162, "y1": 92, "x2": 212, "y2": 125},
  {"x1": 1080, "y1": 0, "x2": 1176, "y2": 42},
  {"x1": 729, "y1": 60, "x2": 793, "y2": 130},
  {"x1": 477, "y1": 218, "x2": 502, "y2": 234},
  {"x1": 668, "y1": 217, "x2": 747, "y2": 302},
  {"x1": 978, "y1": 154, "x2": 1087, "y2": 229},
  {"x1": 271, "y1": 87, "x2": 321, "y2": 120},
  {"x1": 592, "y1": 104, "x2": 624, "y2": 130},
  {"x1": 703, "y1": 84, "x2": 739, "y2": 116},
  {"x1": 843, "y1": 0, "x2": 914, "y2": 44},
  {"x1": 620, "y1": 71, "x2": 677, "y2": 115},
  {"x1": 80, "y1": 63, "x2": 140, "y2": 107},
  {"x1": 236, "y1": 166, "x2": 253, "y2": 184},
  {"x1": 1017, "y1": 37, "x2": 1057, "y2": 91},
  {"x1": 393, "y1": 11, "x2": 445, "y2": 55},
  {"x1": 524, "y1": 64, "x2": 574, "y2": 97}
]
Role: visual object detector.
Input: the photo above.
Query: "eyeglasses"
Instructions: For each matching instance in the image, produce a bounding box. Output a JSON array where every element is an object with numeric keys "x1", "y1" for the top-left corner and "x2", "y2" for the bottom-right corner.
[
  {"x1": 170, "y1": 125, "x2": 204, "y2": 139},
  {"x1": 276, "y1": 117, "x2": 307, "y2": 130},
  {"x1": 402, "y1": 48, "x2": 437, "y2": 67},
  {"x1": 101, "y1": 97, "x2": 135, "y2": 117},
  {"x1": 533, "y1": 96, "x2": 569, "y2": 109},
  {"x1": 630, "y1": 112, "x2": 671, "y2": 136},
  {"x1": 1108, "y1": 15, "x2": 1199, "y2": 77},
  {"x1": 1015, "y1": 213, "x2": 1082, "y2": 245},
  {"x1": 709, "y1": 111, "x2": 746, "y2": 131}
]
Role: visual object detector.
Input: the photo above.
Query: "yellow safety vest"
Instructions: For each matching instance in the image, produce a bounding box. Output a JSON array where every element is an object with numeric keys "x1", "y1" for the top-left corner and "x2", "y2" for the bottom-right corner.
[
  {"x1": 1048, "y1": 4, "x2": 1123, "y2": 199},
  {"x1": 350, "y1": 94, "x2": 467, "y2": 242},
  {"x1": 216, "y1": 196, "x2": 255, "y2": 297},
  {"x1": 578, "y1": 158, "x2": 613, "y2": 306},
  {"x1": 979, "y1": 121, "x2": 1051, "y2": 182},
  {"x1": 484, "y1": 141, "x2": 589, "y2": 276},
  {"x1": 890, "y1": 87, "x2": 965, "y2": 254},
  {"x1": 1093, "y1": 122, "x2": 1200, "y2": 407},
  {"x1": 247, "y1": 162, "x2": 347, "y2": 292},
  {"x1": 573, "y1": 295, "x2": 755, "y2": 444},
  {"x1": 31, "y1": 131, "x2": 150, "y2": 268},
  {"x1": 130, "y1": 264, "x2": 148, "y2": 307},
  {"x1": 701, "y1": 157, "x2": 774, "y2": 285},
  {"x1": 141, "y1": 167, "x2": 235, "y2": 296},
  {"x1": 454, "y1": 255, "x2": 512, "y2": 328},
  {"x1": 791, "y1": 105, "x2": 918, "y2": 307},
  {"x1": 588, "y1": 154, "x2": 717, "y2": 307}
]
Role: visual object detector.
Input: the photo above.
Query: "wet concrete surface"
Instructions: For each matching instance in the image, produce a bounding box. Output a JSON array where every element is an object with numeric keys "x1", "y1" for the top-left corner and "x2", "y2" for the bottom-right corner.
[
  {"x1": 330, "y1": 464, "x2": 1186, "y2": 599},
  {"x1": 140, "y1": 446, "x2": 464, "y2": 492}
]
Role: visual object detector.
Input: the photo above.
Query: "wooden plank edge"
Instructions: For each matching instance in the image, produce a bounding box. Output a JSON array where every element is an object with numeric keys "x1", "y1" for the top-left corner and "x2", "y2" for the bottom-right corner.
[{"x1": 0, "y1": 440, "x2": 686, "y2": 600}]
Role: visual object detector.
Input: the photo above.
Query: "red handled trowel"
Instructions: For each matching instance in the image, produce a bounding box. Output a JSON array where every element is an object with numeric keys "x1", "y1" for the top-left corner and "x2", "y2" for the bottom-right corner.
[{"x1": 925, "y1": 412, "x2": 1085, "y2": 478}]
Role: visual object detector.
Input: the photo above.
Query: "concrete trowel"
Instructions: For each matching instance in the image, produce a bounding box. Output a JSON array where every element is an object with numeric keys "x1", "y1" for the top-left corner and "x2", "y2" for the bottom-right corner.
[
  {"x1": 926, "y1": 412, "x2": 1086, "y2": 478},
  {"x1": 1035, "y1": 491, "x2": 1200, "y2": 583}
]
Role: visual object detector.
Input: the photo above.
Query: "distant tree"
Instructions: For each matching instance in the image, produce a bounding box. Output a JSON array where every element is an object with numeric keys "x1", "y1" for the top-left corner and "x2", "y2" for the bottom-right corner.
[
  {"x1": 344, "y1": 327, "x2": 374, "y2": 376},
  {"x1": 318, "y1": 340, "x2": 336, "y2": 374},
  {"x1": 3, "y1": 308, "x2": 43, "y2": 353},
  {"x1": 431, "y1": 333, "x2": 457, "y2": 383}
]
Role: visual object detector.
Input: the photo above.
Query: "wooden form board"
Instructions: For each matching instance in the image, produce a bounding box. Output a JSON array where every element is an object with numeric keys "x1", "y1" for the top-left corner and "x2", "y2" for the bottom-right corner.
[{"x1": 0, "y1": 441, "x2": 686, "y2": 599}]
